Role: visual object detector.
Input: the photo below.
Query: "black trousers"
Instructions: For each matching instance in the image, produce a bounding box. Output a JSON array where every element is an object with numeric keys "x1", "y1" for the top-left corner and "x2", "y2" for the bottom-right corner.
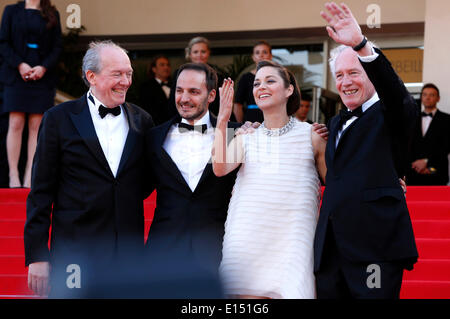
[{"x1": 315, "y1": 224, "x2": 404, "y2": 299}]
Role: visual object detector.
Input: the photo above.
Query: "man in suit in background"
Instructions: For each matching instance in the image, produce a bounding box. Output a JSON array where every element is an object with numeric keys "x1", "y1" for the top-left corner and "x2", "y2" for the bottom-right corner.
[
  {"x1": 295, "y1": 93, "x2": 313, "y2": 124},
  {"x1": 145, "y1": 63, "x2": 240, "y2": 277},
  {"x1": 314, "y1": 2, "x2": 418, "y2": 299},
  {"x1": 407, "y1": 83, "x2": 450, "y2": 185},
  {"x1": 139, "y1": 55, "x2": 177, "y2": 126},
  {"x1": 24, "y1": 40, "x2": 154, "y2": 297}
]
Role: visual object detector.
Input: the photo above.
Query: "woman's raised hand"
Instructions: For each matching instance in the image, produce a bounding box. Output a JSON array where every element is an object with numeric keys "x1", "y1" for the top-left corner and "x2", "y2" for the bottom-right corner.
[{"x1": 218, "y1": 78, "x2": 234, "y2": 122}]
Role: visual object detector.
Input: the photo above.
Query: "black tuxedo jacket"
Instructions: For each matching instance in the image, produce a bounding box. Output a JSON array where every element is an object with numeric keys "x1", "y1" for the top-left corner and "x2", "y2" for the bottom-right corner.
[
  {"x1": 0, "y1": 1, "x2": 62, "y2": 87},
  {"x1": 138, "y1": 78, "x2": 177, "y2": 126},
  {"x1": 407, "y1": 109, "x2": 450, "y2": 185},
  {"x1": 145, "y1": 113, "x2": 240, "y2": 272},
  {"x1": 314, "y1": 49, "x2": 419, "y2": 272},
  {"x1": 24, "y1": 94, "x2": 154, "y2": 268}
]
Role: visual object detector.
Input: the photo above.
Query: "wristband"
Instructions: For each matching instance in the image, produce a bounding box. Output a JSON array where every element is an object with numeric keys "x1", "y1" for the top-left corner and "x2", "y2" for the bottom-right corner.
[{"x1": 352, "y1": 36, "x2": 367, "y2": 51}]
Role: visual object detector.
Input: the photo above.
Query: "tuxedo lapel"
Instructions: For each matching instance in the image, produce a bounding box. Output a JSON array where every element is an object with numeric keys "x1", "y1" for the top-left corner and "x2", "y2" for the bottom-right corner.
[
  {"x1": 334, "y1": 102, "x2": 377, "y2": 157},
  {"x1": 335, "y1": 116, "x2": 359, "y2": 154},
  {"x1": 195, "y1": 163, "x2": 213, "y2": 193},
  {"x1": 116, "y1": 103, "x2": 138, "y2": 176},
  {"x1": 423, "y1": 110, "x2": 441, "y2": 139},
  {"x1": 327, "y1": 116, "x2": 340, "y2": 161},
  {"x1": 69, "y1": 95, "x2": 113, "y2": 176},
  {"x1": 161, "y1": 148, "x2": 192, "y2": 192},
  {"x1": 155, "y1": 117, "x2": 192, "y2": 192}
]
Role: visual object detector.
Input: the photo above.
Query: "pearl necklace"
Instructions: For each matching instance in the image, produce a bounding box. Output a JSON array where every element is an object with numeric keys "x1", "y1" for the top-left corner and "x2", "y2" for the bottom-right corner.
[{"x1": 261, "y1": 116, "x2": 296, "y2": 137}]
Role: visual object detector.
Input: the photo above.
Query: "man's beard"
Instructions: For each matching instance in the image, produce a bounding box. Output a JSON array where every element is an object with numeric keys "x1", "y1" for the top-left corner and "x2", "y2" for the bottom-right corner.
[{"x1": 178, "y1": 100, "x2": 208, "y2": 121}]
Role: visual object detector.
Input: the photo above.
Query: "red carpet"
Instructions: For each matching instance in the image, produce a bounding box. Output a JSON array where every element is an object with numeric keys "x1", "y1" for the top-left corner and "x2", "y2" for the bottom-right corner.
[{"x1": 0, "y1": 187, "x2": 449, "y2": 299}]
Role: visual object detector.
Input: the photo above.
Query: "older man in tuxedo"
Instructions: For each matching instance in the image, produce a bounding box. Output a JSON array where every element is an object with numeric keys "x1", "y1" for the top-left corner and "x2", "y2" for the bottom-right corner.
[
  {"x1": 24, "y1": 40, "x2": 154, "y2": 297},
  {"x1": 314, "y1": 3, "x2": 418, "y2": 299}
]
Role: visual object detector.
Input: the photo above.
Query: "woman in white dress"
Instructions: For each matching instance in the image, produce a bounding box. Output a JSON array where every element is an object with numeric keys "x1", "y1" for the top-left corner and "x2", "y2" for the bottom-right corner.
[{"x1": 213, "y1": 60, "x2": 327, "y2": 299}]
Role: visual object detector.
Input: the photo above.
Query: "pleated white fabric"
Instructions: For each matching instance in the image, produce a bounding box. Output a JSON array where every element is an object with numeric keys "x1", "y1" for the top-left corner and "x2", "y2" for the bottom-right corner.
[{"x1": 220, "y1": 119, "x2": 321, "y2": 299}]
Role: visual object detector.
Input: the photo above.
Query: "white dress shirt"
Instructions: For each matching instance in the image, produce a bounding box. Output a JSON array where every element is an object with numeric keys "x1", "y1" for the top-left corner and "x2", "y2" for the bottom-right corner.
[
  {"x1": 87, "y1": 91, "x2": 129, "y2": 177},
  {"x1": 155, "y1": 77, "x2": 171, "y2": 99},
  {"x1": 163, "y1": 111, "x2": 214, "y2": 192},
  {"x1": 421, "y1": 107, "x2": 436, "y2": 136}
]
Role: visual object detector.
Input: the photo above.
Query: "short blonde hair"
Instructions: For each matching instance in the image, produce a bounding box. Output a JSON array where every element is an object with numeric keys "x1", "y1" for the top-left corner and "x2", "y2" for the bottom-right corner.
[{"x1": 185, "y1": 36, "x2": 210, "y2": 61}]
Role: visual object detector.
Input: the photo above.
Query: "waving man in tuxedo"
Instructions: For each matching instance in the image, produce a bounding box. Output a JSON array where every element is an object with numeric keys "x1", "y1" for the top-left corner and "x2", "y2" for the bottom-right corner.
[{"x1": 314, "y1": 3, "x2": 418, "y2": 299}]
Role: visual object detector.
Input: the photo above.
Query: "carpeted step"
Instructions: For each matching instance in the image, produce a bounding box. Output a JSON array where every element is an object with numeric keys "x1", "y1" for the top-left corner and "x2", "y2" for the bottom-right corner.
[
  {"x1": 407, "y1": 202, "x2": 450, "y2": 219},
  {"x1": 143, "y1": 205, "x2": 155, "y2": 220},
  {"x1": 0, "y1": 236, "x2": 24, "y2": 255},
  {"x1": 415, "y1": 238, "x2": 450, "y2": 259},
  {"x1": 144, "y1": 220, "x2": 152, "y2": 242},
  {"x1": 0, "y1": 220, "x2": 25, "y2": 236},
  {"x1": 0, "y1": 295, "x2": 40, "y2": 299},
  {"x1": 0, "y1": 275, "x2": 32, "y2": 296},
  {"x1": 0, "y1": 295, "x2": 39, "y2": 299},
  {"x1": 1, "y1": 187, "x2": 449, "y2": 299},
  {"x1": 0, "y1": 189, "x2": 157, "y2": 202},
  {"x1": 400, "y1": 280, "x2": 450, "y2": 299},
  {"x1": 0, "y1": 256, "x2": 26, "y2": 275},
  {"x1": 412, "y1": 220, "x2": 450, "y2": 239},
  {"x1": 403, "y1": 259, "x2": 450, "y2": 281},
  {"x1": 0, "y1": 204, "x2": 153, "y2": 220},
  {"x1": 0, "y1": 189, "x2": 30, "y2": 203},
  {"x1": 0, "y1": 203, "x2": 27, "y2": 219},
  {"x1": 405, "y1": 186, "x2": 450, "y2": 202}
]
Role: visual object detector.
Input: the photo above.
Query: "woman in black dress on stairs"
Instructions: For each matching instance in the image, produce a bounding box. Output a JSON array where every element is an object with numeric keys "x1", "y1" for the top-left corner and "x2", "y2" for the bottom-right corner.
[{"x1": 0, "y1": 0, "x2": 62, "y2": 187}]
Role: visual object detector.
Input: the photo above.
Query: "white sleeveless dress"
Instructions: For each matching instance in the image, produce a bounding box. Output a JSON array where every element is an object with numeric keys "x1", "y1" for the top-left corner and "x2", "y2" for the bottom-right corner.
[{"x1": 219, "y1": 118, "x2": 321, "y2": 299}]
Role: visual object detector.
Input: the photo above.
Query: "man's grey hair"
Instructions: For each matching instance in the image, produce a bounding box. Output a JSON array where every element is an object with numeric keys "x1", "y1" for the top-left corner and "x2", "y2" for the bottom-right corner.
[
  {"x1": 81, "y1": 40, "x2": 129, "y2": 87},
  {"x1": 329, "y1": 41, "x2": 377, "y2": 78}
]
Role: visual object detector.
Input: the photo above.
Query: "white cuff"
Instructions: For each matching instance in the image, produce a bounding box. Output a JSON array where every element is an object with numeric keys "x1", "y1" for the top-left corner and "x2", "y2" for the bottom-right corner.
[{"x1": 358, "y1": 46, "x2": 379, "y2": 62}]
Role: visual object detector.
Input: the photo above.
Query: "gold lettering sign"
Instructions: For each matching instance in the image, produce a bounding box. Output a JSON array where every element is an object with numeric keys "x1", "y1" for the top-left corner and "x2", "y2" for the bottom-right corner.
[{"x1": 383, "y1": 48, "x2": 423, "y2": 83}]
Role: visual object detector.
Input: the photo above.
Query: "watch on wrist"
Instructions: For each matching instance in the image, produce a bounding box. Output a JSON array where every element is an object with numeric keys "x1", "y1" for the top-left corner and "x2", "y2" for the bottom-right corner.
[{"x1": 352, "y1": 36, "x2": 368, "y2": 51}]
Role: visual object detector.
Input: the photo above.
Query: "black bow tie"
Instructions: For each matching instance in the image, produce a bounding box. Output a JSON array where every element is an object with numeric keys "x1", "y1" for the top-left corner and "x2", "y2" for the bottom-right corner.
[
  {"x1": 421, "y1": 112, "x2": 433, "y2": 118},
  {"x1": 98, "y1": 105, "x2": 121, "y2": 118},
  {"x1": 178, "y1": 122, "x2": 208, "y2": 134},
  {"x1": 161, "y1": 81, "x2": 170, "y2": 87},
  {"x1": 339, "y1": 106, "x2": 363, "y2": 127}
]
